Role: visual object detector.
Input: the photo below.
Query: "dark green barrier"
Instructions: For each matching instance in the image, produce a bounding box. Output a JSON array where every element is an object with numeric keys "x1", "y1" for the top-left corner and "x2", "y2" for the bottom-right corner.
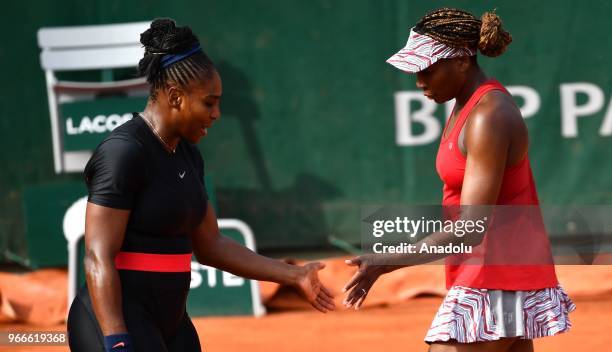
[{"x1": 22, "y1": 181, "x2": 86, "y2": 268}]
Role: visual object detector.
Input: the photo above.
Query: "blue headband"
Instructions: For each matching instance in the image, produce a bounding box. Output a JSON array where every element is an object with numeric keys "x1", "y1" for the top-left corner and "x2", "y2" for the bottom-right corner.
[{"x1": 161, "y1": 45, "x2": 202, "y2": 68}]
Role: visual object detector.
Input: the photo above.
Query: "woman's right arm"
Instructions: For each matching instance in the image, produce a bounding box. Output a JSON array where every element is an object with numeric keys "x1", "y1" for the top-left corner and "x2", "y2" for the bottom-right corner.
[{"x1": 84, "y1": 202, "x2": 130, "y2": 335}]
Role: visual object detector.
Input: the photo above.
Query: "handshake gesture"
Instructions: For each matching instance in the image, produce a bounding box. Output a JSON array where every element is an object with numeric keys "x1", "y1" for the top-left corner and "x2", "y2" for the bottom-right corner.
[
  {"x1": 293, "y1": 262, "x2": 336, "y2": 313},
  {"x1": 294, "y1": 254, "x2": 389, "y2": 312},
  {"x1": 342, "y1": 254, "x2": 389, "y2": 309}
]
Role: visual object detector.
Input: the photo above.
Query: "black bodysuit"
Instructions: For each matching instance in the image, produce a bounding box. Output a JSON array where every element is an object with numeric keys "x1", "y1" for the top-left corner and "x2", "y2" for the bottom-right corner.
[{"x1": 67, "y1": 113, "x2": 207, "y2": 352}]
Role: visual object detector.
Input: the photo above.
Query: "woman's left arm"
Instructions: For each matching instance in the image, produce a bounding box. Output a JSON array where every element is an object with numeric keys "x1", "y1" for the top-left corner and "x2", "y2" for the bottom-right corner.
[{"x1": 191, "y1": 202, "x2": 335, "y2": 313}]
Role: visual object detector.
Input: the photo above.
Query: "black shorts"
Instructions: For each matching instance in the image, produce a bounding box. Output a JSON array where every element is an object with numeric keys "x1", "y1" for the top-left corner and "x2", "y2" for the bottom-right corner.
[{"x1": 67, "y1": 277, "x2": 200, "y2": 352}]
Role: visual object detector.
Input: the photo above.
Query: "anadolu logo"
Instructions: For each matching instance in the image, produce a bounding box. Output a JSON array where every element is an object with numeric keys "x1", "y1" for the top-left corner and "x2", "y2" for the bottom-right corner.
[{"x1": 65, "y1": 113, "x2": 132, "y2": 135}]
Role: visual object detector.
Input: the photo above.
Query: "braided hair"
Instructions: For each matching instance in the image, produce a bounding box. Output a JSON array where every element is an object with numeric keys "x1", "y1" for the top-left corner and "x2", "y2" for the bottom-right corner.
[
  {"x1": 414, "y1": 8, "x2": 512, "y2": 57},
  {"x1": 138, "y1": 18, "x2": 216, "y2": 100}
]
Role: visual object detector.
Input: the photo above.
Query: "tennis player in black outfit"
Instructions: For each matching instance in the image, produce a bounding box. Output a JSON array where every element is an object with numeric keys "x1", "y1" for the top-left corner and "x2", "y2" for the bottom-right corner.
[{"x1": 66, "y1": 19, "x2": 335, "y2": 352}]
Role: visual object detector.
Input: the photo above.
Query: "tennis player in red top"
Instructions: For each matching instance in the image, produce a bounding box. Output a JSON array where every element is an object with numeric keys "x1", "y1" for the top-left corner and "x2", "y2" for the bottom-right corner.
[{"x1": 342, "y1": 8, "x2": 574, "y2": 352}]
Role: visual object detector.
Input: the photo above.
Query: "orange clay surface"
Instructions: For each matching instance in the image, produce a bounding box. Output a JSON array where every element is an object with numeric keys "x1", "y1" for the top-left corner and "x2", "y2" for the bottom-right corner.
[
  {"x1": 0, "y1": 295, "x2": 610, "y2": 352},
  {"x1": 1, "y1": 260, "x2": 612, "y2": 351}
]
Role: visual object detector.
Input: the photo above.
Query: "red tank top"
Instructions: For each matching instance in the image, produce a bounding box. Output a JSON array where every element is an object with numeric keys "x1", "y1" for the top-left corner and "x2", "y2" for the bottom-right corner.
[{"x1": 436, "y1": 79, "x2": 558, "y2": 290}]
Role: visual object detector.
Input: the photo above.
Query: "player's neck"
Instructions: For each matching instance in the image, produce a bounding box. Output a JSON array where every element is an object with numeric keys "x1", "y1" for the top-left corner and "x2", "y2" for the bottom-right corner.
[
  {"x1": 455, "y1": 67, "x2": 488, "y2": 108},
  {"x1": 141, "y1": 103, "x2": 180, "y2": 151}
]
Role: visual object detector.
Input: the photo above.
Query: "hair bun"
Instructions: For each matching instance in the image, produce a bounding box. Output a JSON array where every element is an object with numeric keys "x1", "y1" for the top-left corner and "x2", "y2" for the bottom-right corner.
[
  {"x1": 137, "y1": 18, "x2": 199, "y2": 80},
  {"x1": 478, "y1": 11, "x2": 512, "y2": 57},
  {"x1": 140, "y1": 18, "x2": 178, "y2": 53}
]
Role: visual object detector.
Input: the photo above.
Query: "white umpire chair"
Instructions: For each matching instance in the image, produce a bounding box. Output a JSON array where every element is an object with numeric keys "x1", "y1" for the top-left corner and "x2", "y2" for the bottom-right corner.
[
  {"x1": 37, "y1": 22, "x2": 264, "y2": 317},
  {"x1": 38, "y1": 21, "x2": 151, "y2": 173}
]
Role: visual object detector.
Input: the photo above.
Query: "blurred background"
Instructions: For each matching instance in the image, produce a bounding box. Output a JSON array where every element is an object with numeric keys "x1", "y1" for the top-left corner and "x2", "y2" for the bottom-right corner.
[
  {"x1": 1, "y1": 1, "x2": 611, "y2": 351},
  {"x1": 4, "y1": 0, "x2": 612, "y2": 265}
]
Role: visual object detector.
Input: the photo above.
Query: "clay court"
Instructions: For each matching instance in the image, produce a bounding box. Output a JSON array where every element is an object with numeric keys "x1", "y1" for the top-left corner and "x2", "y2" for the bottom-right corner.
[{"x1": 1, "y1": 260, "x2": 611, "y2": 351}]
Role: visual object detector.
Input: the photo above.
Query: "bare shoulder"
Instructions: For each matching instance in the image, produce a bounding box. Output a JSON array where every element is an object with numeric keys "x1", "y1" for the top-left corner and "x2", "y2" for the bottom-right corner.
[{"x1": 466, "y1": 90, "x2": 523, "y2": 135}]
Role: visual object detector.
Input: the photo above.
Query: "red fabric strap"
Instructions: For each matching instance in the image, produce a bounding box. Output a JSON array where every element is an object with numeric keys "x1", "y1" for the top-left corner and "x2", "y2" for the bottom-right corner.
[{"x1": 114, "y1": 252, "x2": 192, "y2": 272}]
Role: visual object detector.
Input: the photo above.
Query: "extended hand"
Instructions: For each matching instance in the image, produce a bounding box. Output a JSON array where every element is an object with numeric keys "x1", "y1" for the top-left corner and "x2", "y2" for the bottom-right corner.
[
  {"x1": 294, "y1": 262, "x2": 336, "y2": 313},
  {"x1": 342, "y1": 254, "x2": 389, "y2": 310}
]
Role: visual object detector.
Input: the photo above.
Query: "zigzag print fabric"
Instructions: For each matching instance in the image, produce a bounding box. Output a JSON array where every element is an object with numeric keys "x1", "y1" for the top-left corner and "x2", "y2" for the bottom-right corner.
[
  {"x1": 425, "y1": 285, "x2": 575, "y2": 343},
  {"x1": 386, "y1": 29, "x2": 476, "y2": 73},
  {"x1": 523, "y1": 286, "x2": 576, "y2": 339}
]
